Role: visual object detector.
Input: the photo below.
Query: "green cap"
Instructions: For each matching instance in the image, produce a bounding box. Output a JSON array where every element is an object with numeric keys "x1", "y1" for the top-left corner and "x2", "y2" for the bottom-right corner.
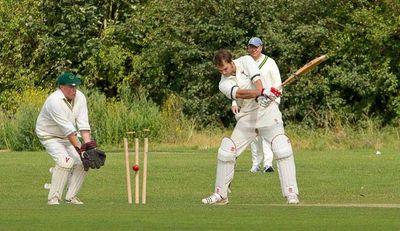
[{"x1": 56, "y1": 72, "x2": 81, "y2": 86}]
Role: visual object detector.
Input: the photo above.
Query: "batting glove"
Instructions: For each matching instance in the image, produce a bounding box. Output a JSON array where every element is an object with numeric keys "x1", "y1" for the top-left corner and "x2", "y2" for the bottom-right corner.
[
  {"x1": 263, "y1": 87, "x2": 282, "y2": 102},
  {"x1": 256, "y1": 95, "x2": 272, "y2": 107},
  {"x1": 269, "y1": 87, "x2": 282, "y2": 97}
]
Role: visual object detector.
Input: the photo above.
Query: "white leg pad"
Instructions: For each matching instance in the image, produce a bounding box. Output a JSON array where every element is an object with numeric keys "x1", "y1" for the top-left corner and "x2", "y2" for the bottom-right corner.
[
  {"x1": 65, "y1": 164, "x2": 87, "y2": 200},
  {"x1": 272, "y1": 134, "x2": 299, "y2": 197},
  {"x1": 48, "y1": 165, "x2": 71, "y2": 201},
  {"x1": 215, "y1": 137, "x2": 236, "y2": 199},
  {"x1": 271, "y1": 134, "x2": 293, "y2": 159},
  {"x1": 277, "y1": 155, "x2": 299, "y2": 196}
]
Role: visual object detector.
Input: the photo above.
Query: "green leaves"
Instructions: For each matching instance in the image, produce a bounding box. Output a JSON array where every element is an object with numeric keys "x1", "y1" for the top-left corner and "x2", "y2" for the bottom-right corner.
[{"x1": 0, "y1": 0, "x2": 399, "y2": 127}]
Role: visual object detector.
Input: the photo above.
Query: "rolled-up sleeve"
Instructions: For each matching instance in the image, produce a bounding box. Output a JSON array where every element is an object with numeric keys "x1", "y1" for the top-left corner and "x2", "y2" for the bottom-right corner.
[
  {"x1": 75, "y1": 92, "x2": 91, "y2": 131},
  {"x1": 219, "y1": 77, "x2": 238, "y2": 100}
]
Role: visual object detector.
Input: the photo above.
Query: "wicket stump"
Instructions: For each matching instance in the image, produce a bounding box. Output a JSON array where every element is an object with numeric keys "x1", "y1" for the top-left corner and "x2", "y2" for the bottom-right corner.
[{"x1": 124, "y1": 130, "x2": 149, "y2": 205}]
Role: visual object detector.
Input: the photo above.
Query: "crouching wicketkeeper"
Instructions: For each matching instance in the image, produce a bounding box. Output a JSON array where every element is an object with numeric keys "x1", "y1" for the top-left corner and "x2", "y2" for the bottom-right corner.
[{"x1": 35, "y1": 72, "x2": 106, "y2": 205}]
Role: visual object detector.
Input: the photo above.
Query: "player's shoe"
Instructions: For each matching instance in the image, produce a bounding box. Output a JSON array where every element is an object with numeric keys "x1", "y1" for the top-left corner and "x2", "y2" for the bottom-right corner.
[
  {"x1": 66, "y1": 196, "x2": 84, "y2": 205},
  {"x1": 287, "y1": 193, "x2": 299, "y2": 204},
  {"x1": 44, "y1": 183, "x2": 51, "y2": 190},
  {"x1": 47, "y1": 196, "x2": 60, "y2": 205},
  {"x1": 201, "y1": 193, "x2": 229, "y2": 205},
  {"x1": 249, "y1": 165, "x2": 260, "y2": 173},
  {"x1": 264, "y1": 165, "x2": 274, "y2": 173}
]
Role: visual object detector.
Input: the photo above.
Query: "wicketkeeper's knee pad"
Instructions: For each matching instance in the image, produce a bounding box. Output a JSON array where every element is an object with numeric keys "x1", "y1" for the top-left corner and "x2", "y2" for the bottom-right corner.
[
  {"x1": 271, "y1": 134, "x2": 293, "y2": 160},
  {"x1": 217, "y1": 137, "x2": 237, "y2": 162}
]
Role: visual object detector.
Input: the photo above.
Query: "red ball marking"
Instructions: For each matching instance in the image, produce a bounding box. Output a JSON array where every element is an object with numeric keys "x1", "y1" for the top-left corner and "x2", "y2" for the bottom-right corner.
[{"x1": 132, "y1": 165, "x2": 140, "y2": 172}]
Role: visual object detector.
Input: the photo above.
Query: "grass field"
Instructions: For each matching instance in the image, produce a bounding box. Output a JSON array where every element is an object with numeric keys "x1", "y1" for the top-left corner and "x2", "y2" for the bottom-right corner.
[{"x1": 1, "y1": 145, "x2": 400, "y2": 230}]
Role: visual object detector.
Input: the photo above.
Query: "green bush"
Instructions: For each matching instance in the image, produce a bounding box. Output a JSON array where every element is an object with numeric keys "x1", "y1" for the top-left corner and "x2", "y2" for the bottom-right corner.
[
  {"x1": 0, "y1": 111, "x2": 7, "y2": 149},
  {"x1": 1, "y1": 0, "x2": 399, "y2": 128},
  {"x1": 1, "y1": 88, "x2": 48, "y2": 151},
  {"x1": 86, "y1": 86, "x2": 166, "y2": 145}
]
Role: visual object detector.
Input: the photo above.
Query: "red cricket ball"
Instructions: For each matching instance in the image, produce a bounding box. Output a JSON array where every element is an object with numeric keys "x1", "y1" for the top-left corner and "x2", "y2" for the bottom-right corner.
[{"x1": 132, "y1": 164, "x2": 140, "y2": 172}]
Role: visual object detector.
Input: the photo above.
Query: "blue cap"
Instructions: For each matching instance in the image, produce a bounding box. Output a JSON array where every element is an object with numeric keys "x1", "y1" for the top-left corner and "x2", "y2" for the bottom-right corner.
[{"x1": 248, "y1": 37, "x2": 263, "y2": 47}]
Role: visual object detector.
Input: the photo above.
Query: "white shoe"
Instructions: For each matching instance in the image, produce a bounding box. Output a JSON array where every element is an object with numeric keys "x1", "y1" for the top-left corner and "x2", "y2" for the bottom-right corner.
[
  {"x1": 66, "y1": 197, "x2": 84, "y2": 205},
  {"x1": 249, "y1": 165, "x2": 260, "y2": 173},
  {"x1": 48, "y1": 196, "x2": 60, "y2": 205},
  {"x1": 201, "y1": 193, "x2": 229, "y2": 205},
  {"x1": 287, "y1": 193, "x2": 299, "y2": 204},
  {"x1": 44, "y1": 183, "x2": 51, "y2": 190}
]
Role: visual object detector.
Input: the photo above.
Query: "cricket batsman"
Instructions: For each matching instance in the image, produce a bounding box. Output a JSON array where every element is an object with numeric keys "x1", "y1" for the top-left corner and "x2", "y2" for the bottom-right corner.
[{"x1": 201, "y1": 49, "x2": 299, "y2": 205}]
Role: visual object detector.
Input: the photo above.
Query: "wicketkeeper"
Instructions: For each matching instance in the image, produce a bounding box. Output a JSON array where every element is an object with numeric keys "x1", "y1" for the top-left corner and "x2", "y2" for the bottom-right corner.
[{"x1": 36, "y1": 72, "x2": 106, "y2": 205}]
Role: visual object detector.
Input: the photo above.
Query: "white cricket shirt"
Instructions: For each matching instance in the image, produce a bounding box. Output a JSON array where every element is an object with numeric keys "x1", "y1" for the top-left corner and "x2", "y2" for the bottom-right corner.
[
  {"x1": 256, "y1": 54, "x2": 282, "y2": 104},
  {"x1": 36, "y1": 89, "x2": 90, "y2": 140},
  {"x1": 219, "y1": 55, "x2": 261, "y2": 114},
  {"x1": 255, "y1": 54, "x2": 283, "y2": 127}
]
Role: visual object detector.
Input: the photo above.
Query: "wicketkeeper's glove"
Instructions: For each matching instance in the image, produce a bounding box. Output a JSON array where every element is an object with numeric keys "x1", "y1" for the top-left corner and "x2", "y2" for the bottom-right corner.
[{"x1": 75, "y1": 140, "x2": 106, "y2": 171}]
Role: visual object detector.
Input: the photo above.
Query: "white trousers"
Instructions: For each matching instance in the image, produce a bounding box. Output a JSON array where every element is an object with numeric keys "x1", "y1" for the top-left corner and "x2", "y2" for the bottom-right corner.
[
  {"x1": 40, "y1": 139, "x2": 82, "y2": 168},
  {"x1": 40, "y1": 138, "x2": 85, "y2": 201}
]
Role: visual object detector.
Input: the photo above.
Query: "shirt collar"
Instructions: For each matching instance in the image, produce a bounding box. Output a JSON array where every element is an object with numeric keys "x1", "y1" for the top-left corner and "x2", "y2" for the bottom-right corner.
[
  {"x1": 55, "y1": 88, "x2": 66, "y2": 99},
  {"x1": 254, "y1": 54, "x2": 265, "y2": 64},
  {"x1": 55, "y1": 88, "x2": 75, "y2": 106}
]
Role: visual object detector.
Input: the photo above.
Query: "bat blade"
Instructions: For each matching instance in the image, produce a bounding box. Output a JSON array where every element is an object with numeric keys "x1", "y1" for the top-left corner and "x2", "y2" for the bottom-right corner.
[{"x1": 281, "y1": 55, "x2": 328, "y2": 87}]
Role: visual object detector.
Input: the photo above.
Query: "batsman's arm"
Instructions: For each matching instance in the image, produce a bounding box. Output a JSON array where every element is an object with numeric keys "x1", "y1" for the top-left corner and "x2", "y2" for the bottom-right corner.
[
  {"x1": 235, "y1": 89, "x2": 260, "y2": 99},
  {"x1": 231, "y1": 100, "x2": 239, "y2": 114},
  {"x1": 235, "y1": 74, "x2": 264, "y2": 100},
  {"x1": 253, "y1": 79, "x2": 264, "y2": 93}
]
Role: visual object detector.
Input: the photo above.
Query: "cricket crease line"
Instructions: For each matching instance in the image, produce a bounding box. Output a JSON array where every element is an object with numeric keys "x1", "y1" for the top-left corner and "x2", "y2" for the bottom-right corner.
[{"x1": 232, "y1": 203, "x2": 400, "y2": 208}]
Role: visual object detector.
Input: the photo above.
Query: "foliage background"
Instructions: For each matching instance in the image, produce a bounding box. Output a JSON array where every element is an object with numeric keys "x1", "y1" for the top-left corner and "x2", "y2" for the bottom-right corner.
[{"x1": 0, "y1": 0, "x2": 399, "y2": 150}]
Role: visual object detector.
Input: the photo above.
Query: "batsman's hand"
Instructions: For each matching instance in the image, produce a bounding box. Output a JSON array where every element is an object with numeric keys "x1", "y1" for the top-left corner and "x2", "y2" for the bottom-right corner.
[
  {"x1": 269, "y1": 87, "x2": 282, "y2": 98},
  {"x1": 256, "y1": 95, "x2": 272, "y2": 107},
  {"x1": 231, "y1": 105, "x2": 240, "y2": 114},
  {"x1": 257, "y1": 87, "x2": 282, "y2": 107}
]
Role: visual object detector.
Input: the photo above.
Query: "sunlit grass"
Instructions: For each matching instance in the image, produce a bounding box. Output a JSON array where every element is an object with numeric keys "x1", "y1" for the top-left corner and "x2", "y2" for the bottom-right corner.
[{"x1": 0, "y1": 146, "x2": 399, "y2": 230}]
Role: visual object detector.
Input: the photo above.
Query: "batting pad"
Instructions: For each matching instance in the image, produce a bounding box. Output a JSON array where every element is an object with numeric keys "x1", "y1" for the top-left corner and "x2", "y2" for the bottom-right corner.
[
  {"x1": 65, "y1": 164, "x2": 87, "y2": 200},
  {"x1": 271, "y1": 134, "x2": 293, "y2": 159},
  {"x1": 215, "y1": 137, "x2": 236, "y2": 198},
  {"x1": 48, "y1": 165, "x2": 70, "y2": 201},
  {"x1": 276, "y1": 155, "x2": 299, "y2": 197}
]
